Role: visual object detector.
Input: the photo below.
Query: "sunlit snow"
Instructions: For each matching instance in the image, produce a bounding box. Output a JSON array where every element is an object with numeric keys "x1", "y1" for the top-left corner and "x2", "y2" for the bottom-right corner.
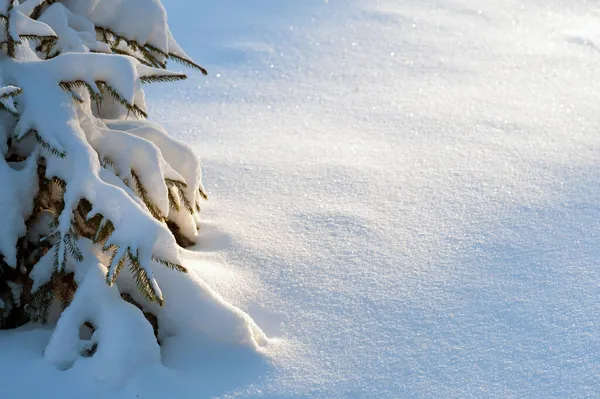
[{"x1": 2, "y1": 0, "x2": 600, "y2": 398}]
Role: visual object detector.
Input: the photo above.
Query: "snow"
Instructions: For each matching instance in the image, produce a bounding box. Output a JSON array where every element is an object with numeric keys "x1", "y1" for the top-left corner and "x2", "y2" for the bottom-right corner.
[
  {"x1": 0, "y1": 152, "x2": 37, "y2": 267},
  {"x1": 3, "y1": 0, "x2": 600, "y2": 398},
  {"x1": 29, "y1": 249, "x2": 55, "y2": 293},
  {"x1": 39, "y1": 3, "x2": 111, "y2": 56},
  {"x1": 44, "y1": 243, "x2": 161, "y2": 379},
  {"x1": 115, "y1": 256, "x2": 269, "y2": 349},
  {"x1": 1, "y1": 41, "x2": 194, "y2": 286},
  {"x1": 90, "y1": 126, "x2": 173, "y2": 216},
  {"x1": 4, "y1": 1, "x2": 58, "y2": 43},
  {"x1": 105, "y1": 119, "x2": 206, "y2": 241},
  {"x1": 64, "y1": 0, "x2": 171, "y2": 53}
]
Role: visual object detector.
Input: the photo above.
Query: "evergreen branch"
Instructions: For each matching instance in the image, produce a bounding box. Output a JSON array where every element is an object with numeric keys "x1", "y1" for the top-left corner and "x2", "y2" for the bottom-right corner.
[
  {"x1": 139, "y1": 45, "x2": 166, "y2": 69},
  {"x1": 101, "y1": 157, "x2": 118, "y2": 179},
  {"x1": 31, "y1": 0, "x2": 57, "y2": 20},
  {"x1": 5, "y1": 14, "x2": 14, "y2": 58},
  {"x1": 167, "y1": 186, "x2": 180, "y2": 212},
  {"x1": 38, "y1": 37, "x2": 55, "y2": 58},
  {"x1": 126, "y1": 39, "x2": 166, "y2": 69},
  {"x1": 165, "y1": 178, "x2": 187, "y2": 188},
  {"x1": 15, "y1": 130, "x2": 65, "y2": 158},
  {"x1": 35, "y1": 131, "x2": 65, "y2": 158},
  {"x1": 166, "y1": 221, "x2": 195, "y2": 248},
  {"x1": 72, "y1": 208, "x2": 92, "y2": 237},
  {"x1": 101, "y1": 243, "x2": 117, "y2": 254},
  {"x1": 94, "y1": 26, "x2": 207, "y2": 75},
  {"x1": 77, "y1": 198, "x2": 92, "y2": 215},
  {"x1": 48, "y1": 215, "x2": 59, "y2": 231},
  {"x1": 165, "y1": 178, "x2": 186, "y2": 211},
  {"x1": 106, "y1": 246, "x2": 127, "y2": 286},
  {"x1": 166, "y1": 178, "x2": 194, "y2": 213},
  {"x1": 110, "y1": 46, "x2": 151, "y2": 66},
  {"x1": 0, "y1": 101, "x2": 18, "y2": 116},
  {"x1": 27, "y1": 188, "x2": 53, "y2": 230},
  {"x1": 143, "y1": 43, "x2": 168, "y2": 58},
  {"x1": 27, "y1": 281, "x2": 53, "y2": 324},
  {"x1": 27, "y1": 269, "x2": 75, "y2": 324},
  {"x1": 64, "y1": 230, "x2": 83, "y2": 263},
  {"x1": 130, "y1": 41, "x2": 163, "y2": 68},
  {"x1": 40, "y1": 231, "x2": 59, "y2": 245},
  {"x1": 198, "y1": 186, "x2": 208, "y2": 201},
  {"x1": 120, "y1": 292, "x2": 135, "y2": 305},
  {"x1": 139, "y1": 73, "x2": 187, "y2": 84},
  {"x1": 95, "y1": 26, "x2": 165, "y2": 69},
  {"x1": 168, "y1": 53, "x2": 208, "y2": 75},
  {"x1": 0, "y1": 86, "x2": 21, "y2": 98},
  {"x1": 51, "y1": 177, "x2": 66, "y2": 189},
  {"x1": 52, "y1": 243, "x2": 59, "y2": 270},
  {"x1": 175, "y1": 184, "x2": 194, "y2": 214},
  {"x1": 19, "y1": 34, "x2": 57, "y2": 42},
  {"x1": 152, "y1": 257, "x2": 187, "y2": 273},
  {"x1": 94, "y1": 218, "x2": 114, "y2": 244},
  {"x1": 54, "y1": 272, "x2": 76, "y2": 312},
  {"x1": 95, "y1": 27, "x2": 119, "y2": 43},
  {"x1": 59, "y1": 80, "x2": 100, "y2": 101},
  {"x1": 131, "y1": 170, "x2": 164, "y2": 220},
  {"x1": 0, "y1": 85, "x2": 21, "y2": 115},
  {"x1": 127, "y1": 251, "x2": 164, "y2": 306},
  {"x1": 101, "y1": 157, "x2": 115, "y2": 168},
  {"x1": 58, "y1": 285, "x2": 73, "y2": 312},
  {"x1": 57, "y1": 235, "x2": 69, "y2": 271},
  {"x1": 34, "y1": 190, "x2": 53, "y2": 211},
  {"x1": 96, "y1": 80, "x2": 147, "y2": 118},
  {"x1": 100, "y1": 28, "x2": 109, "y2": 43},
  {"x1": 77, "y1": 199, "x2": 101, "y2": 237},
  {"x1": 70, "y1": 90, "x2": 84, "y2": 104}
]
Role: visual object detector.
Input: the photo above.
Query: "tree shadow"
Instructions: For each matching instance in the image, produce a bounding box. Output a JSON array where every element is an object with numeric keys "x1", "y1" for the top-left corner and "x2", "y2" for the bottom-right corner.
[
  {"x1": 193, "y1": 222, "x2": 232, "y2": 252},
  {"x1": 159, "y1": 332, "x2": 276, "y2": 397}
]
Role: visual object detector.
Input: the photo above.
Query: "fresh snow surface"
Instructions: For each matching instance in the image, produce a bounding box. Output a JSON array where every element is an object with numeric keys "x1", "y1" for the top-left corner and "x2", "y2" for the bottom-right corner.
[{"x1": 3, "y1": 0, "x2": 600, "y2": 398}]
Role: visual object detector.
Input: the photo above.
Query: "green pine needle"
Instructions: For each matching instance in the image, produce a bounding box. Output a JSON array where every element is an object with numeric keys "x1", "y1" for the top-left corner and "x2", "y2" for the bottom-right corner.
[
  {"x1": 139, "y1": 74, "x2": 187, "y2": 84},
  {"x1": 96, "y1": 80, "x2": 147, "y2": 119},
  {"x1": 132, "y1": 170, "x2": 164, "y2": 220},
  {"x1": 127, "y1": 252, "x2": 164, "y2": 306},
  {"x1": 152, "y1": 256, "x2": 187, "y2": 273},
  {"x1": 168, "y1": 53, "x2": 208, "y2": 75},
  {"x1": 167, "y1": 186, "x2": 180, "y2": 212}
]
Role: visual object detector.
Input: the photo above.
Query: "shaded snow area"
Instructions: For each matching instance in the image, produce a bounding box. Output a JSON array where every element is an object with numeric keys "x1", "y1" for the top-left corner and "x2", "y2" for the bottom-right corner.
[{"x1": 3, "y1": 0, "x2": 600, "y2": 397}]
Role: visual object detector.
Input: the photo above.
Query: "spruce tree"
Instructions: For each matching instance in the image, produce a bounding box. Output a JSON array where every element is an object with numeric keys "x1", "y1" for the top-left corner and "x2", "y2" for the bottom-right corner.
[{"x1": 0, "y1": 1, "x2": 268, "y2": 370}]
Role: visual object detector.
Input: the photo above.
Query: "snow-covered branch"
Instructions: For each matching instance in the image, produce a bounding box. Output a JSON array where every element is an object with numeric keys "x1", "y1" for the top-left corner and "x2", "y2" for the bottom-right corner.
[{"x1": 0, "y1": 0, "x2": 268, "y2": 376}]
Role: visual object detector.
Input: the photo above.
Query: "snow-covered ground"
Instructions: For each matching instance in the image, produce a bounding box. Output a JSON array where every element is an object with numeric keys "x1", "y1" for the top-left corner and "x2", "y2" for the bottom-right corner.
[{"x1": 3, "y1": 0, "x2": 600, "y2": 397}]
